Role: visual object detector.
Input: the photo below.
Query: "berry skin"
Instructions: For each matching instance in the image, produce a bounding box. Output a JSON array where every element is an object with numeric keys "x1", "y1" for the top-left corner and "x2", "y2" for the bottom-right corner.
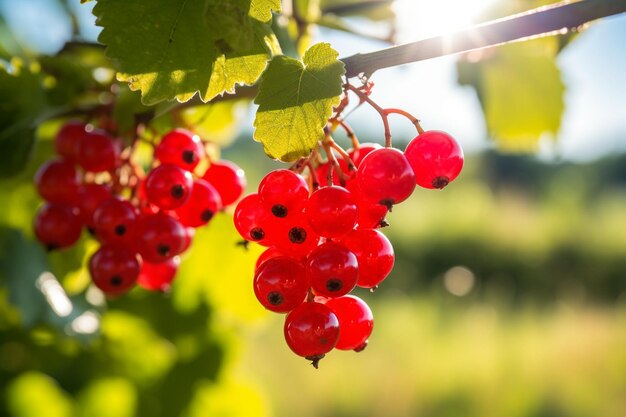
[
  {"x1": 93, "y1": 198, "x2": 138, "y2": 245},
  {"x1": 315, "y1": 157, "x2": 351, "y2": 187},
  {"x1": 144, "y1": 164, "x2": 193, "y2": 210},
  {"x1": 305, "y1": 186, "x2": 358, "y2": 238},
  {"x1": 89, "y1": 245, "x2": 141, "y2": 295},
  {"x1": 348, "y1": 142, "x2": 382, "y2": 167},
  {"x1": 174, "y1": 179, "x2": 222, "y2": 228},
  {"x1": 34, "y1": 159, "x2": 81, "y2": 205},
  {"x1": 233, "y1": 193, "x2": 272, "y2": 246},
  {"x1": 75, "y1": 129, "x2": 121, "y2": 173},
  {"x1": 357, "y1": 148, "x2": 416, "y2": 208},
  {"x1": 34, "y1": 203, "x2": 82, "y2": 250},
  {"x1": 54, "y1": 121, "x2": 86, "y2": 162},
  {"x1": 202, "y1": 160, "x2": 246, "y2": 206},
  {"x1": 255, "y1": 246, "x2": 285, "y2": 270},
  {"x1": 284, "y1": 302, "x2": 340, "y2": 367},
  {"x1": 155, "y1": 128, "x2": 205, "y2": 172},
  {"x1": 134, "y1": 213, "x2": 187, "y2": 263},
  {"x1": 254, "y1": 256, "x2": 309, "y2": 313},
  {"x1": 306, "y1": 242, "x2": 358, "y2": 298},
  {"x1": 137, "y1": 256, "x2": 180, "y2": 292},
  {"x1": 341, "y1": 229, "x2": 394, "y2": 289},
  {"x1": 404, "y1": 130, "x2": 464, "y2": 189},
  {"x1": 325, "y1": 295, "x2": 373, "y2": 351},
  {"x1": 270, "y1": 213, "x2": 321, "y2": 260},
  {"x1": 345, "y1": 181, "x2": 388, "y2": 229},
  {"x1": 76, "y1": 183, "x2": 111, "y2": 229},
  {"x1": 258, "y1": 169, "x2": 309, "y2": 219}
]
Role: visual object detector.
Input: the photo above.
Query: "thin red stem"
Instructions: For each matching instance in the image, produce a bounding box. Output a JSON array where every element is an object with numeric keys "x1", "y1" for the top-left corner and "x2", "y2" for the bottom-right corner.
[
  {"x1": 384, "y1": 108, "x2": 425, "y2": 135},
  {"x1": 345, "y1": 84, "x2": 392, "y2": 147}
]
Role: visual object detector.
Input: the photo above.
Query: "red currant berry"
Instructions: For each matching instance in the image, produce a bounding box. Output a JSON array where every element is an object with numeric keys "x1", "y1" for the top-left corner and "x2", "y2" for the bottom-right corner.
[
  {"x1": 325, "y1": 295, "x2": 373, "y2": 351},
  {"x1": 202, "y1": 160, "x2": 246, "y2": 206},
  {"x1": 180, "y1": 227, "x2": 195, "y2": 253},
  {"x1": 345, "y1": 181, "x2": 388, "y2": 229},
  {"x1": 253, "y1": 256, "x2": 308, "y2": 313},
  {"x1": 134, "y1": 213, "x2": 187, "y2": 263},
  {"x1": 54, "y1": 121, "x2": 86, "y2": 162},
  {"x1": 76, "y1": 183, "x2": 111, "y2": 229},
  {"x1": 174, "y1": 179, "x2": 222, "y2": 228},
  {"x1": 34, "y1": 159, "x2": 81, "y2": 205},
  {"x1": 315, "y1": 157, "x2": 351, "y2": 187},
  {"x1": 341, "y1": 229, "x2": 394, "y2": 288},
  {"x1": 255, "y1": 246, "x2": 285, "y2": 270},
  {"x1": 284, "y1": 302, "x2": 340, "y2": 367},
  {"x1": 233, "y1": 193, "x2": 272, "y2": 246},
  {"x1": 155, "y1": 128, "x2": 205, "y2": 172},
  {"x1": 348, "y1": 142, "x2": 382, "y2": 167},
  {"x1": 357, "y1": 148, "x2": 416, "y2": 208},
  {"x1": 93, "y1": 198, "x2": 138, "y2": 245},
  {"x1": 144, "y1": 164, "x2": 193, "y2": 210},
  {"x1": 270, "y1": 213, "x2": 321, "y2": 260},
  {"x1": 137, "y1": 256, "x2": 180, "y2": 292},
  {"x1": 305, "y1": 186, "x2": 358, "y2": 238},
  {"x1": 89, "y1": 245, "x2": 141, "y2": 295},
  {"x1": 404, "y1": 130, "x2": 464, "y2": 189},
  {"x1": 306, "y1": 242, "x2": 358, "y2": 298},
  {"x1": 258, "y1": 169, "x2": 309, "y2": 219},
  {"x1": 34, "y1": 203, "x2": 82, "y2": 250},
  {"x1": 75, "y1": 129, "x2": 121, "y2": 173}
]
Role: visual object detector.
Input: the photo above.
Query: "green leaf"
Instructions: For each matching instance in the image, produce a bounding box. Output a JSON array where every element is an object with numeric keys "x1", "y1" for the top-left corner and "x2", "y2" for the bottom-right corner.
[
  {"x1": 94, "y1": 0, "x2": 280, "y2": 105},
  {"x1": 458, "y1": 38, "x2": 565, "y2": 152},
  {"x1": 253, "y1": 42, "x2": 345, "y2": 162}
]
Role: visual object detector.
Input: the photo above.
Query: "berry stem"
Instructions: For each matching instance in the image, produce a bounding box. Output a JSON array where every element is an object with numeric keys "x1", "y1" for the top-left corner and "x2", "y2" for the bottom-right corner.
[
  {"x1": 337, "y1": 120, "x2": 360, "y2": 150},
  {"x1": 384, "y1": 108, "x2": 425, "y2": 135},
  {"x1": 344, "y1": 83, "x2": 392, "y2": 147},
  {"x1": 306, "y1": 160, "x2": 320, "y2": 191}
]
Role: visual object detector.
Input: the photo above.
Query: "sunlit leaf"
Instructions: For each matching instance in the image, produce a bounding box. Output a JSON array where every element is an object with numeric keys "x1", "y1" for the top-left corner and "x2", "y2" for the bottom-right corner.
[
  {"x1": 253, "y1": 42, "x2": 345, "y2": 161},
  {"x1": 6, "y1": 372, "x2": 74, "y2": 417}
]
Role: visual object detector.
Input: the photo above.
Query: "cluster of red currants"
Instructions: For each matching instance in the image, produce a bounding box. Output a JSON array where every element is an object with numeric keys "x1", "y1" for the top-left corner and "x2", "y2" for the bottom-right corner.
[
  {"x1": 234, "y1": 130, "x2": 463, "y2": 367},
  {"x1": 34, "y1": 122, "x2": 245, "y2": 295}
]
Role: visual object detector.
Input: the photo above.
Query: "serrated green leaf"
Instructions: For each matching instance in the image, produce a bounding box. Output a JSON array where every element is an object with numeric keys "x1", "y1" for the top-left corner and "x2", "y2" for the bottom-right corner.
[
  {"x1": 94, "y1": 0, "x2": 279, "y2": 105},
  {"x1": 458, "y1": 38, "x2": 565, "y2": 152},
  {"x1": 253, "y1": 43, "x2": 345, "y2": 162}
]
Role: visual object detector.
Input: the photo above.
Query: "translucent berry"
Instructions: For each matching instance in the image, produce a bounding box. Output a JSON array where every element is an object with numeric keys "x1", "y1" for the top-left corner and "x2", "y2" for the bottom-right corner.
[
  {"x1": 255, "y1": 246, "x2": 285, "y2": 270},
  {"x1": 348, "y1": 142, "x2": 382, "y2": 167},
  {"x1": 89, "y1": 245, "x2": 141, "y2": 295},
  {"x1": 270, "y1": 213, "x2": 320, "y2": 260},
  {"x1": 137, "y1": 256, "x2": 180, "y2": 292},
  {"x1": 76, "y1": 183, "x2": 111, "y2": 229},
  {"x1": 306, "y1": 242, "x2": 358, "y2": 298},
  {"x1": 93, "y1": 198, "x2": 138, "y2": 245},
  {"x1": 404, "y1": 130, "x2": 464, "y2": 189},
  {"x1": 34, "y1": 203, "x2": 82, "y2": 250},
  {"x1": 258, "y1": 169, "x2": 309, "y2": 219},
  {"x1": 34, "y1": 159, "x2": 81, "y2": 205},
  {"x1": 54, "y1": 121, "x2": 86, "y2": 162},
  {"x1": 155, "y1": 128, "x2": 205, "y2": 172},
  {"x1": 284, "y1": 302, "x2": 340, "y2": 367},
  {"x1": 75, "y1": 129, "x2": 121, "y2": 173},
  {"x1": 174, "y1": 179, "x2": 222, "y2": 228},
  {"x1": 144, "y1": 164, "x2": 193, "y2": 210},
  {"x1": 315, "y1": 157, "x2": 351, "y2": 188},
  {"x1": 341, "y1": 229, "x2": 394, "y2": 288},
  {"x1": 305, "y1": 186, "x2": 358, "y2": 238},
  {"x1": 233, "y1": 193, "x2": 272, "y2": 246},
  {"x1": 357, "y1": 148, "x2": 416, "y2": 208},
  {"x1": 254, "y1": 256, "x2": 308, "y2": 313},
  {"x1": 134, "y1": 213, "x2": 187, "y2": 263},
  {"x1": 202, "y1": 160, "x2": 246, "y2": 206},
  {"x1": 325, "y1": 295, "x2": 373, "y2": 351},
  {"x1": 345, "y1": 181, "x2": 388, "y2": 229}
]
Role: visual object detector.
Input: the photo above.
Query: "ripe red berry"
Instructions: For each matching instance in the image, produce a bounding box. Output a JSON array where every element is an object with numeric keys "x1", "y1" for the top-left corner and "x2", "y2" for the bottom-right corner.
[
  {"x1": 233, "y1": 193, "x2": 272, "y2": 246},
  {"x1": 89, "y1": 245, "x2": 141, "y2": 295},
  {"x1": 345, "y1": 181, "x2": 388, "y2": 229},
  {"x1": 305, "y1": 186, "x2": 358, "y2": 238},
  {"x1": 34, "y1": 159, "x2": 81, "y2": 205},
  {"x1": 404, "y1": 130, "x2": 464, "y2": 189},
  {"x1": 270, "y1": 213, "x2": 321, "y2": 260},
  {"x1": 315, "y1": 157, "x2": 351, "y2": 187},
  {"x1": 155, "y1": 128, "x2": 205, "y2": 172},
  {"x1": 253, "y1": 256, "x2": 309, "y2": 313},
  {"x1": 306, "y1": 242, "x2": 358, "y2": 298},
  {"x1": 144, "y1": 164, "x2": 193, "y2": 210},
  {"x1": 357, "y1": 148, "x2": 416, "y2": 208},
  {"x1": 325, "y1": 295, "x2": 373, "y2": 351},
  {"x1": 255, "y1": 246, "x2": 285, "y2": 270},
  {"x1": 341, "y1": 229, "x2": 394, "y2": 289},
  {"x1": 137, "y1": 256, "x2": 180, "y2": 292},
  {"x1": 284, "y1": 302, "x2": 340, "y2": 367},
  {"x1": 202, "y1": 160, "x2": 246, "y2": 206},
  {"x1": 54, "y1": 121, "x2": 86, "y2": 162},
  {"x1": 348, "y1": 142, "x2": 382, "y2": 167},
  {"x1": 174, "y1": 179, "x2": 222, "y2": 228},
  {"x1": 258, "y1": 169, "x2": 309, "y2": 219},
  {"x1": 75, "y1": 129, "x2": 121, "y2": 173},
  {"x1": 93, "y1": 198, "x2": 138, "y2": 245},
  {"x1": 76, "y1": 183, "x2": 111, "y2": 229},
  {"x1": 134, "y1": 213, "x2": 187, "y2": 263},
  {"x1": 34, "y1": 203, "x2": 82, "y2": 250}
]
